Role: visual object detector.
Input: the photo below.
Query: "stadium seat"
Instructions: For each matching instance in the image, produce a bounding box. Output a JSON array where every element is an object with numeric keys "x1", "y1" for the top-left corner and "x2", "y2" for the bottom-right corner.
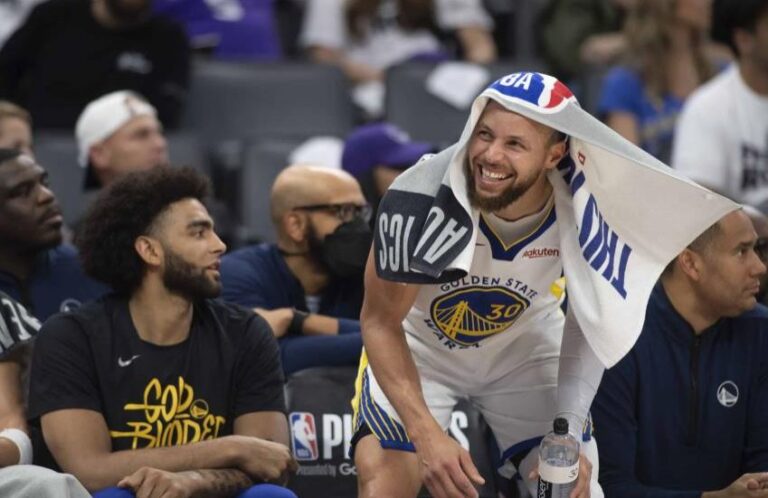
[
  {"x1": 34, "y1": 132, "x2": 87, "y2": 225},
  {"x1": 284, "y1": 366, "x2": 499, "y2": 498},
  {"x1": 236, "y1": 136, "x2": 307, "y2": 243},
  {"x1": 181, "y1": 60, "x2": 355, "y2": 142},
  {"x1": 384, "y1": 61, "x2": 546, "y2": 145}
]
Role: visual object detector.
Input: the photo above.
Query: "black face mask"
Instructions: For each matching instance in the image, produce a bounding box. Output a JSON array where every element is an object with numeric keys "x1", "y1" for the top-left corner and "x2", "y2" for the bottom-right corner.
[{"x1": 319, "y1": 218, "x2": 373, "y2": 279}]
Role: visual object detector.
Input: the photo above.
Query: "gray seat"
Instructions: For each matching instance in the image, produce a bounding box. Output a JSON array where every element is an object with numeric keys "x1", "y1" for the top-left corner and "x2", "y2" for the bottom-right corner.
[
  {"x1": 238, "y1": 136, "x2": 308, "y2": 243},
  {"x1": 33, "y1": 133, "x2": 87, "y2": 226},
  {"x1": 182, "y1": 61, "x2": 355, "y2": 142},
  {"x1": 384, "y1": 61, "x2": 546, "y2": 145}
]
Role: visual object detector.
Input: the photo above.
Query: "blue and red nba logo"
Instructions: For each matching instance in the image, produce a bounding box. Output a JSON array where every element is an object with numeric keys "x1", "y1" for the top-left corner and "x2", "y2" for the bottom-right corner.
[
  {"x1": 489, "y1": 72, "x2": 575, "y2": 112},
  {"x1": 290, "y1": 412, "x2": 319, "y2": 461}
]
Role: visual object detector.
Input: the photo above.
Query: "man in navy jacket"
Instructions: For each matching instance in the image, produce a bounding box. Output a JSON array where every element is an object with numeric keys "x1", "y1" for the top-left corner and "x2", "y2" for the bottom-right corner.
[{"x1": 593, "y1": 209, "x2": 768, "y2": 497}]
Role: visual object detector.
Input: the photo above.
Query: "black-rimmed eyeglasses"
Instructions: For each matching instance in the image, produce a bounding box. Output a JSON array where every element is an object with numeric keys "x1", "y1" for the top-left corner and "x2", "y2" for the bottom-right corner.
[{"x1": 294, "y1": 203, "x2": 373, "y2": 223}]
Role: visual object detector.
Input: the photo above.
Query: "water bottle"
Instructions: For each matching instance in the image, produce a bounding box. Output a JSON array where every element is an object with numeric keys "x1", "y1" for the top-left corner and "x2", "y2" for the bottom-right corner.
[{"x1": 536, "y1": 417, "x2": 580, "y2": 498}]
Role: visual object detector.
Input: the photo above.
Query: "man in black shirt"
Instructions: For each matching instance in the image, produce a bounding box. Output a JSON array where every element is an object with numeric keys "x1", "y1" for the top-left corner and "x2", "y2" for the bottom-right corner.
[
  {"x1": 28, "y1": 167, "x2": 298, "y2": 497},
  {"x1": 0, "y1": 0, "x2": 190, "y2": 129}
]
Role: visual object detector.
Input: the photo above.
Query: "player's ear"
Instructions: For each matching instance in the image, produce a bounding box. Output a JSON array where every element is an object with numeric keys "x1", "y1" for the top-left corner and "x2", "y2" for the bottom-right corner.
[
  {"x1": 545, "y1": 137, "x2": 567, "y2": 170},
  {"x1": 677, "y1": 248, "x2": 703, "y2": 281},
  {"x1": 284, "y1": 210, "x2": 308, "y2": 244}
]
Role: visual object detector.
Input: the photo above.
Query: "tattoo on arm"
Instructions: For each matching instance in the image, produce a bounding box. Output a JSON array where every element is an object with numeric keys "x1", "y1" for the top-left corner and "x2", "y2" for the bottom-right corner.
[{"x1": 185, "y1": 469, "x2": 254, "y2": 497}]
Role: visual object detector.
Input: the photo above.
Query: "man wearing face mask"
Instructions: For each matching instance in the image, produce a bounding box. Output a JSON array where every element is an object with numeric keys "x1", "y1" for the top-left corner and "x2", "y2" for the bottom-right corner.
[
  {"x1": 220, "y1": 164, "x2": 371, "y2": 375},
  {"x1": 0, "y1": 0, "x2": 189, "y2": 129}
]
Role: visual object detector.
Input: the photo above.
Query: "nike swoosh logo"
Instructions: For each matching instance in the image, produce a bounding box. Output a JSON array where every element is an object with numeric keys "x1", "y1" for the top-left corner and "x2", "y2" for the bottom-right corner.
[{"x1": 118, "y1": 355, "x2": 141, "y2": 367}]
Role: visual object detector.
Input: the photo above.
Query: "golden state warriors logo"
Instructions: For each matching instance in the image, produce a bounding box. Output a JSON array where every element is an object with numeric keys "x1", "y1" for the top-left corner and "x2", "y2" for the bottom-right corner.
[{"x1": 430, "y1": 286, "x2": 529, "y2": 346}]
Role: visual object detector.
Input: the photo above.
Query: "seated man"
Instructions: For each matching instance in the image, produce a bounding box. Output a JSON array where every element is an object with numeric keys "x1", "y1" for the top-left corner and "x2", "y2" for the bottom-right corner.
[
  {"x1": 28, "y1": 167, "x2": 298, "y2": 497},
  {"x1": 221, "y1": 165, "x2": 369, "y2": 375},
  {"x1": 76, "y1": 90, "x2": 169, "y2": 191},
  {"x1": 76, "y1": 90, "x2": 235, "y2": 244},
  {"x1": 0, "y1": 290, "x2": 90, "y2": 497},
  {"x1": 593, "y1": 209, "x2": 768, "y2": 497},
  {"x1": 0, "y1": 148, "x2": 107, "y2": 319}
]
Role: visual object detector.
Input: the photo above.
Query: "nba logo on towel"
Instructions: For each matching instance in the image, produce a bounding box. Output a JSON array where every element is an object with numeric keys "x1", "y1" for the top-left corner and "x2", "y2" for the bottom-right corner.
[
  {"x1": 491, "y1": 72, "x2": 574, "y2": 111},
  {"x1": 290, "y1": 412, "x2": 319, "y2": 461}
]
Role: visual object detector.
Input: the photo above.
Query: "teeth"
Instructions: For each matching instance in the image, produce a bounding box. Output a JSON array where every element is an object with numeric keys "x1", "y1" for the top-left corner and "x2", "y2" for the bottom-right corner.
[{"x1": 480, "y1": 166, "x2": 511, "y2": 180}]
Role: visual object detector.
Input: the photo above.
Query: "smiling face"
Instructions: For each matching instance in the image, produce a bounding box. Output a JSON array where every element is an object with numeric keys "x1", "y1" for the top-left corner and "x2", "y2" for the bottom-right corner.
[
  {"x1": 465, "y1": 101, "x2": 566, "y2": 216},
  {"x1": 0, "y1": 155, "x2": 63, "y2": 251}
]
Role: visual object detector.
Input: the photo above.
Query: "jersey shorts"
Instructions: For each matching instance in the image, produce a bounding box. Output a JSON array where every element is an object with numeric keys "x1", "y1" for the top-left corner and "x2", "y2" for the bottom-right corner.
[{"x1": 352, "y1": 211, "x2": 591, "y2": 477}]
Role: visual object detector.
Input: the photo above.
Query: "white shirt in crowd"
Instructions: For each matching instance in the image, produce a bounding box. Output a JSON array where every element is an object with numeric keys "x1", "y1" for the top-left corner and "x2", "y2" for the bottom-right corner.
[{"x1": 672, "y1": 64, "x2": 768, "y2": 206}]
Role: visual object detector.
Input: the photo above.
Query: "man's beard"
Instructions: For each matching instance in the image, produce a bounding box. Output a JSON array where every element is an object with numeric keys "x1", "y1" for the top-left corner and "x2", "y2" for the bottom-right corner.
[
  {"x1": 465, "y1": 160, "x2": 540, "y2": 212},
  {"x1": 162, "y1": 248, "x2": 220, "y2": 301},
  {"x1": 104, "y1": 0, "x2": 151, "y2": 25}
]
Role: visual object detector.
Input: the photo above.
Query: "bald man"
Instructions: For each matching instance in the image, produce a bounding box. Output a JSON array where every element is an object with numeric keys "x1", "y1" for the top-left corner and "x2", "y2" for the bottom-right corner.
[{"x1": 220, "y1": 165, "x2": 372, "y2": 375}]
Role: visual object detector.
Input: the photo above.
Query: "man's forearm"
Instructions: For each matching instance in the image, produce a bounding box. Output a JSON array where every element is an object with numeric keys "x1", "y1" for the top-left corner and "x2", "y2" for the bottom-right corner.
[
  {"x1": 184, "y1": 469, "x2": 254, "y2": 498},
  {"x1": 64, "y1": 436, "x2": 240, "y2": 491}
]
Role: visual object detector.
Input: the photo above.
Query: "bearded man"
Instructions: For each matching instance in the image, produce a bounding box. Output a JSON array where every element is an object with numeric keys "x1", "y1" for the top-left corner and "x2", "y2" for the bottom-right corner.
[{"x1": 28, "y1": 167, "x2": 298, "y2": 498}]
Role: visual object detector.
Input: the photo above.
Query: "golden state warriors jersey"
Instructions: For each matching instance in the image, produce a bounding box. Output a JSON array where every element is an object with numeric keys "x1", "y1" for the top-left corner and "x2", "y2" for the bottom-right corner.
[{"x1": 402, "y1": 203, "x2": 565, "y2": 384}]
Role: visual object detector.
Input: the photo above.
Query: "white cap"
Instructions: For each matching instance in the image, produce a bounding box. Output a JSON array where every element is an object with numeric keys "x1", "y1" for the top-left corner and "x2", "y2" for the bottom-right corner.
[
  {"x1": 75, "y1": 90, "x2": 157, "y2": 167},
  {"x1": 288, "y1": 136, "x2": 343, "y2": 169}
]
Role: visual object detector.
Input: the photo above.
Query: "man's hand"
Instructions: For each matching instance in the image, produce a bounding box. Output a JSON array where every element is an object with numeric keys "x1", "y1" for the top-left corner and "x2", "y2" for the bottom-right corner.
[
  {"x1": 118, "y1": 467, "x2": 198, "y2": 498},
  {"x1": 254, "y1": 308, "x2": 293, "y2": 338},
  {"x1": 703, "y1": 473, "x2": 768, "y2": 498},
  {"x1": 415, "y1": 428, "x2": 484, "y2": 498},
  {"x1": 229, "y1": 435, "x2": 298, "y2": 484},
  {"x1": 528, "y1": 452, "x2": 592, "y2": 498}
]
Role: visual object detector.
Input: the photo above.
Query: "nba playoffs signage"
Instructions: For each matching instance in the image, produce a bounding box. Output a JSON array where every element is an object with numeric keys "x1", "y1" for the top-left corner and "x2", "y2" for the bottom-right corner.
[{"x1": 290, "y1": 410, "x2": 474, "y2": 477}]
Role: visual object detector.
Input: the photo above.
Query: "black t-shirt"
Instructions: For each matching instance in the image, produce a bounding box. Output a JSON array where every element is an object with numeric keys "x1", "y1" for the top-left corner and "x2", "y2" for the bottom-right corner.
[
  {"x1": 0, "y1": 0, "x2": 190, "y2": 129},
  {"x1": 28, "y1": 295, "x2": 285, "y2": 451}
]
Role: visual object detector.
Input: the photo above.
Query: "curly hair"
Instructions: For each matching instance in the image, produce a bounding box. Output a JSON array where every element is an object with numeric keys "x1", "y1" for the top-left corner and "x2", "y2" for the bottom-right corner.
[{"x1": 75, "y1": 166, "x2": 210, "y2": 295}]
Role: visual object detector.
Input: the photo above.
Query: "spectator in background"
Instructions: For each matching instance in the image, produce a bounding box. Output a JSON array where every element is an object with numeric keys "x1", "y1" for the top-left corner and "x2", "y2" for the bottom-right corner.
[
  {"x1": 154, "y1": 0, "x2": 281, "y2": 59},
  {"x1": 300, "y1": 0, "x2": 496, "y2": 115},
  {"x1": 0, "y1": 291, "x2": 91, "y2": 497},
  {"x1": 76, "y1": 91, "x2": 168, "y2": 191},
  {"x1": 598, "y1": 0, "x2": 721, "y2": 163},
  {"x1": 745, "y1": 205, "x2": 768, "y2": 306},
  {"x1": 221, "y1": 165, "x2": 370, "y2": 375},
  {"x1": 341, "y1": 122, "x2": 433, "y2": 222},
  {"x1": 0, "y1": 0, "x2": 190, "y2": 130},
  {"x1": 0, "y1": 101, "x2": 32, "y2": 155},
  {"x1": 29, "y1": 167, "x2": 297, "y2": 497},
  {"x1": 75, "y1": 90, "x2": 235, "y2": 244},
  {"x1": 593, "y1": 209, "x2": 768, "y2": 497},
  {"x1": 0, "y1": 0, "x2": 41, "y2": 48},
  {"x1": 539, "y1": 0, "x2": 633, "y2": 83},
  {"x1": 0, "y1": 149, "x2": 106, "y2": 320},
  {"x1": 672, "y1": 0, "x2": 768, "y2": 205}
]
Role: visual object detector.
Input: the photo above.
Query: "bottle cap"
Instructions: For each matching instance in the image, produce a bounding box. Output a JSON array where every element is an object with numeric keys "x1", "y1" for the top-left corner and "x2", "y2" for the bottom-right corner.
[{"x1": 553, "y1": 417, "x2": 569, "y2": 435}]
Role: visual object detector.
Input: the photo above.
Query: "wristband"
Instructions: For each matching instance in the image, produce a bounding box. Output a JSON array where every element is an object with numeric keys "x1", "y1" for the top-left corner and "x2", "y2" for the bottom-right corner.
[
  {"x1": 0, "y1": 428, "x2": 33, "y2": 465},
  {"x1": 289, "y1": 310, "x2": 309, "y2": 335}
]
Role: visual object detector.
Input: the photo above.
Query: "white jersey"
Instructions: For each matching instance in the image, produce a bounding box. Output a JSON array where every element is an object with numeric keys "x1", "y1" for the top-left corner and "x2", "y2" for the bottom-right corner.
[
  {"x1": 403, "y1": 202, "x2": 566, "y2": 387},
  {"x1": 672, "y1": 65, "x2": 768, "y2": 206}
]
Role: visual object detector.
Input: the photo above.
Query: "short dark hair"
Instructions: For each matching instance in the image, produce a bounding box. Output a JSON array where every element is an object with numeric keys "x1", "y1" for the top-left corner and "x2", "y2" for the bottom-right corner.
[
  {"x1": 663, "y1": 220, "x2": 722, "y2": 275},
  {"x1": 0, "y1": 148, "x2": 22, "y2": 166},
  {"x1": 76, "y1": 166, "x2": 210, "y2": 295},
  {"x1": 713, "y1": 0, "x2": 768, "y2": 56}
]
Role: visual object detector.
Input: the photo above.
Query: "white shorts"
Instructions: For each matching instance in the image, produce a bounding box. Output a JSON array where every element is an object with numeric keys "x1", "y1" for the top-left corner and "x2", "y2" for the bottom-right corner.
[{"x1": 350, "y1": 327, "x2": 599, "y2": 484}]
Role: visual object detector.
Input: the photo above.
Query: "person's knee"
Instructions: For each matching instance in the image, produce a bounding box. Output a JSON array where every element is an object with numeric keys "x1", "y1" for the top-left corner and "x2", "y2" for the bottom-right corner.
[
  {"x1": 355, "y1": 435, "x2": 420, "y2": 498},
  {"x1": 235, "y1": 484, "x2": 297, "y2": 498}
]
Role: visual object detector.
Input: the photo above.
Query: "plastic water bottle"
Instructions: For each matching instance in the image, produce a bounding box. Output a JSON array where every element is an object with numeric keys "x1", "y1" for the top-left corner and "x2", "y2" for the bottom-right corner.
[{"x1": 536, "y1": 417, "x2": 580, "y2": 498}]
